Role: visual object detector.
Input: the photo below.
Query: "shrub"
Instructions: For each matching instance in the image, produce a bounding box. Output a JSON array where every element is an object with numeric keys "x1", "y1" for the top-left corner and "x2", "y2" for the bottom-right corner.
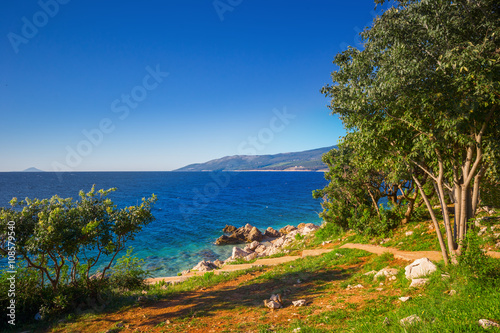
[
  {"x1": 110, "y1": 248, "x2": 150, "y2": 291},
  {"x1": 315, "y1": 222, "x2": 343, "y2": 241},
  {"x1": 347, "y1": 204, "x2": 400, "y2": 237},
  {"x1": 458, "y1": 231, "x2": 500, "y2": 284},
  {"x1": 0, "y1": 186, "x2": 156, "y2": 326}
]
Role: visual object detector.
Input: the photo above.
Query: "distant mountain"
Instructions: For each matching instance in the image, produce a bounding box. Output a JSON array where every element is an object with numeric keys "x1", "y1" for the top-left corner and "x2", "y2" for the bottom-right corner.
[
  {"x1": 175, "y1": 146, "x2": 335, "y2": 172},
  {"x1": 22, "y1": 167, "x2": 44, "y2": 172}
]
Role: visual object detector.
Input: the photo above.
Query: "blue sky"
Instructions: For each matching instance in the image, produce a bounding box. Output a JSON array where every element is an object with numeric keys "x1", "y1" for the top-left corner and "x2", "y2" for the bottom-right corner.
[{"x1": 0, "y1": 0, "x2": 382, "y2": 171}]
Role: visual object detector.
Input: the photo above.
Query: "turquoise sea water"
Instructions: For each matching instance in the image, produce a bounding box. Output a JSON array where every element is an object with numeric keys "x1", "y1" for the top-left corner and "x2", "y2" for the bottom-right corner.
[{"x1": 0, "y1": 171, "x2": 327, "y2": 277}]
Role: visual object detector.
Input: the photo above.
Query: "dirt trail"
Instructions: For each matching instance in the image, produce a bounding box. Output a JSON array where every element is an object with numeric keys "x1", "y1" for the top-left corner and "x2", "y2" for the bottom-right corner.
[
  {"x1": 340, "y1": 243, "x2": 500, "y2": 260},
  {"x1": 146, "y1": 244, "x2": 500, "y2": 285},
  {"x1": 340, "y1": 243, "x2": 444, "y2": 261}
]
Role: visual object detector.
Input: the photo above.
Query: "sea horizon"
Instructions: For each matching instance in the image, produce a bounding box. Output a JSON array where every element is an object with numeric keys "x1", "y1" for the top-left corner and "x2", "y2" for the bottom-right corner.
[{"x1": 0, "y1": 171, "x2": 327, "y2": 277}]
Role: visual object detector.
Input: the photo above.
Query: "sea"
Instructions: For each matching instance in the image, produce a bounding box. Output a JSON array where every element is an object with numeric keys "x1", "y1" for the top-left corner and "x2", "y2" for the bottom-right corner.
[{"x1": 0, "y1": 171, "x2": 327, "y2": 277}]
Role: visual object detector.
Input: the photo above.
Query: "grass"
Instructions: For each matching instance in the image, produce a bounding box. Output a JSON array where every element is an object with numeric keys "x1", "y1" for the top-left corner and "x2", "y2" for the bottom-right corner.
[{"x1": 8, "y1": 210, "x2": 500, "y2": 332}]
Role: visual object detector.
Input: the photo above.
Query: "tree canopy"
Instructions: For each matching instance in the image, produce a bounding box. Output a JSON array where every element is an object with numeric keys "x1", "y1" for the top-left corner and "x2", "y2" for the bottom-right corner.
[{"x1": 320, "y1": 0, "x2": 500, "y2": 263}]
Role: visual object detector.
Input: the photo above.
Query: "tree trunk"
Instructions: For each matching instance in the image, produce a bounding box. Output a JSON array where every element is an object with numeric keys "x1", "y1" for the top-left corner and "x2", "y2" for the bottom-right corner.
[
  {"x1": 414, "y1": 175, "x2": 449, "y2": 265},
  {"x1": 471, "y1": 167, "x2": 486, "y2": 215},
  {"x1": 435, "y1": 178, "x2": 456, "y2": 256},
  {"x1": 401, "y1": 187, "x2": 418, "y2": 224}
]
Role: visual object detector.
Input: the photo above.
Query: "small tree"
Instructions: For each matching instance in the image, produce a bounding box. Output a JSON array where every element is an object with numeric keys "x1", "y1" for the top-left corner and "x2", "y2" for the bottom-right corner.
[
  {"x1": 314, "y1": 136, "x2": 425, "y2": 234},
  {"x1": 321, "y1": 0, "x2": 500, "y2": 263},
  {"x1": 0, "y1": 186, "x2": 156, "y2": 292}
]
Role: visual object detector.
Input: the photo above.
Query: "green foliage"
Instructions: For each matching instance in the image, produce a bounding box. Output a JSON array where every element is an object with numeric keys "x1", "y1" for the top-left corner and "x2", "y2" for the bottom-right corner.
[
  {"x1": 314, "y1": 141, "x2": 424, "y2": 238},
  {"x1": 458, "y1": 231, "x2": 500, "y2": 284},
  {"x1": 320, "y1": 0, "x2": 500, "y2": 259},
  {"x1": 0, "y1": 186, "x2": 156, "y2": 327},
  {"x1": 110, "y1": 248, "x2": 150, "y2": 291},
  {"x1": 347, "y1": 204, "x2": 400, "y2": 237},
  {"x1": 294, "y1": 233, "x2": 305, "y2": 241},
  {"x1": 315, "y1": 222, "x2": 343, "y2": 242}
]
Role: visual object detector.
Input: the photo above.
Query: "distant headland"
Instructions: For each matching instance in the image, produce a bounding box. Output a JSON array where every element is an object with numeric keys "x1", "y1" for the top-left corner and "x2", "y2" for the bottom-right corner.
[
  {"x1": 174, "y1": 146, "x2": 335, "y2": 172},
  {"x1": 21, "y1": 167, "x2": 45, "y2": 172}
]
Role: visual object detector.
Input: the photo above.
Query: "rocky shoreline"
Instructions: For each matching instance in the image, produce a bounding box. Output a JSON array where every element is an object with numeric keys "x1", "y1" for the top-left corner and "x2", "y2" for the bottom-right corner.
[{"x1": 181, "y1": 222, "x2": 320, "y2": 275}]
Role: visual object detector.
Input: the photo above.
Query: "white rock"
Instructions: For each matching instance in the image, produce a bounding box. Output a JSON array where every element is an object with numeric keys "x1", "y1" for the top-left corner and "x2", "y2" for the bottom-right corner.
[
  {"x1": 335, "y1": 253, "x2": 344, "y2": 257},
  {"x1": 244, "y1": 252, "x2": 258, "y2": 261},
  {"x1": 346, "y1": 284, "x2": 363, "y2": 290},
  {"x1": 244, "y1": 241, "x2": 260, "y2": 252},
  {"x1": 232, "y1": 247, "x2": 251, "y2": 259},
  {"x1": 374, "y1": 267, "x2": 399, "y2": 280},
  {"x1": 271, "y1": 237, "x2": 285, "y2": 247},
  {"x1": 191, "y1": 260, "x2": 217, "y2": 272},
  {"x1": 264, "y1": 245, "x2": 281, "y2": 257},
  {"x1": 270, "y1": 294, "x2": 282, "y2": 303},
  {"x1": 364, "y1": 270, "x2": 377, "y2": 276},
  {"x1": 301, "y1": 224, "x2": 319, "y2": 235},
  {"x1": 264, "y1": 300, "x2": 281, "y2": 309},
  {"x1": 479, "y1": 319, "x2": 500, "y2": 329},
  {"x1": 405, "y1": 231, "x2": 414, "y2": 236},
  {"x1": 399, "y1": 296, "x2": 412, "y2": 302},
  {"x1": 292, "y1": 300, "x2": 307, "y2": 307},
  {"x1": 254, "y1": 244, "x2": 267, "y2": 254},
  {"x1": 405, "y1": 258, "x2": 437, "y2": 279},
  {"x1": 478, "y1": 227, "x2": 488, "y2": 236},
  {"x1": 410, "y1": 278, "x2": 429, "y2": 288},
  {"x1": 400, "y1": 314, "x2": 421, "y2": 327}
]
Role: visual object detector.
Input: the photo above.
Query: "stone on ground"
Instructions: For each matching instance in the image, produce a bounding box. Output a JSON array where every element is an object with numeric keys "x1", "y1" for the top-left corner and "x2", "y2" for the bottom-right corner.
[
  {"x1": 400, "y1": 314, "x2": 421, "y2": 327},
  {"x1": 405, "y1": 258, "x2": 437, "y2": 279},
  {"x1": 479, "y1": 319, "x2": 500, "y2": 329},
  {"x1": 409, "y1": 278, "x2": 429, "y2": 288}
]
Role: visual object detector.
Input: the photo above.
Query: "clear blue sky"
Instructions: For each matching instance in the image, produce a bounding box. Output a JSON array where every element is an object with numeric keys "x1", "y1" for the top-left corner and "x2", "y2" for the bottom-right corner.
[{"x1": 0, "y1": 0, "x2": 382, "y2": 171}]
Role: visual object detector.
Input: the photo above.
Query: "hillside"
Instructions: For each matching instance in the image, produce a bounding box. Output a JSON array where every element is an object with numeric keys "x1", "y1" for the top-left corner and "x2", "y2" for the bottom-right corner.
[
  {"x1": 175, "y1": 146, "x2": 335, "y2": 172},
  {"x1": 22, "y1": 167, "x2": 44, "y2": 172}
]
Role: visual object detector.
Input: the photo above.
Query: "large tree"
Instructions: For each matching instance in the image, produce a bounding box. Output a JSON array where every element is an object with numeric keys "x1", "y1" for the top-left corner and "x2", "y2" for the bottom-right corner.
[{"x1": 322, "y1": 0, "x2": 500, "y2": 263}]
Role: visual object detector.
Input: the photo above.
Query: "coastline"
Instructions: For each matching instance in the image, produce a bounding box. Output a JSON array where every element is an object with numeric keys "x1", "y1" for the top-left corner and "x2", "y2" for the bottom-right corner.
[
  {"x1": 194, "y1": 169, "x2": 328, "y2": 172},
  {"x1": 146, "y1": 222, "x2": 321, "y2": 284}
]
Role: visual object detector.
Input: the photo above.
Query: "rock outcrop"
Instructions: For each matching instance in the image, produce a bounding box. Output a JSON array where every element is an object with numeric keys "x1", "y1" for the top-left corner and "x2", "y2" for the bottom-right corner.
[
  {"x1": 189, "y1": 223, "x2": 321, "y2": 276},
  {"x1": 191, "y1": 260, "x2": 218, "y2": 272},
  {"x1": 215, "y1": 224, "x2": 264, "y2": 245},
  {"x1": 222, "y1": 225, "x2": 237, "y2": 233},
  {"x1": 264, "y1": 227, "x2": 281, "y2": 238}
]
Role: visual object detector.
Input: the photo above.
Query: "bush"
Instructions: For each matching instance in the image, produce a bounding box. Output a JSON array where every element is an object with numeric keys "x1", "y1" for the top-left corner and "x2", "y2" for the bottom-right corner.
[
  {"x1": 458, "y1": 231, "x2": 500, "y2": 284},
  {"x1": 315, "y1": 222, "x2": 343, "y2": 241},
  {"x1": 0, "y1": 186, "x2": 156, "y2": 327},
  {"x1": 110, "y1": 248, "x2": 150, "y2": 291},
  {"x1": 347, "y1": 204, "x2": 400, "y2": 237}
]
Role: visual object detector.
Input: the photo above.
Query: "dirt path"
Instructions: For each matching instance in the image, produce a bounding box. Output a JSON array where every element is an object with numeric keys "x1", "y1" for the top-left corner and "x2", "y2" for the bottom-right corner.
[
  {"x1": 340, "y1": 243, "x2": 444, "y2": 261},
  {"x1": 340, "y1": 243, "x2": 500, "y2": 260},
  {"x1": 147, "y1": 244, "x2": 500, "y2": 285}
]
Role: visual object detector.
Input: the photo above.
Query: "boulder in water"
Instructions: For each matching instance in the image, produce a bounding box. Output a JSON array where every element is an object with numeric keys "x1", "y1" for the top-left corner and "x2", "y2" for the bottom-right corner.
[
  {"x1": 264, "y1": 227, "x2": 281, "y2": 238},
  {"x1": 223, "y1": 225, "x2": 237, "y2": 233}
]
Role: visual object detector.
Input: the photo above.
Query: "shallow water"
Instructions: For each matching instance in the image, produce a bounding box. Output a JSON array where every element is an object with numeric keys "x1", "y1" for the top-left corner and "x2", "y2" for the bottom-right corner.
[{"x1": 0, "y1": 171, "x2": 327, "y2": 277}]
